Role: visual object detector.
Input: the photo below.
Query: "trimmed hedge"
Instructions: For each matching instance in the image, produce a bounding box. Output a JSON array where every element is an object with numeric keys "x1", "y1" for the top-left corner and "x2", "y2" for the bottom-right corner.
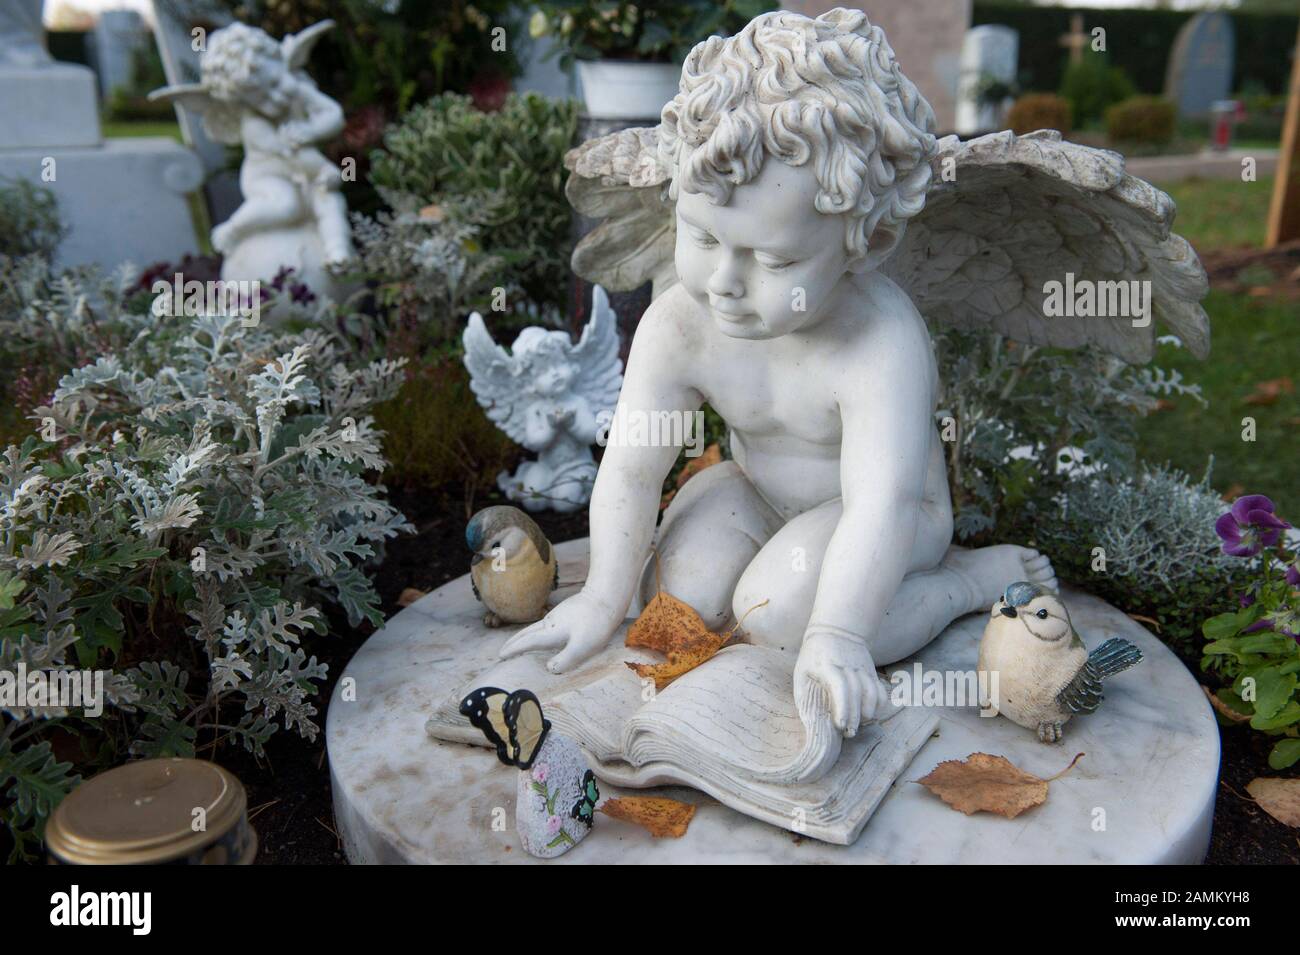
[
  {"x1": 1106, "y1": 96, "x2": 1177, "y2": 145},
  {"x1": 972, "y1": 2, "x2": 1298, "y2": 98},
  {"x1": 1008, "y1": 93, "x2": 1072, "y2": 135}
]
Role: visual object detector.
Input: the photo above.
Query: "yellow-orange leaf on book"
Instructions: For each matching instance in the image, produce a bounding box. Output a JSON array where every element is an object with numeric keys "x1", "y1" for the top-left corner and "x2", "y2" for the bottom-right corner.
[
  {"x1": 625, "y1": 590, "x2": 728, "y2": 691},
  {"x1": 1247, "y1": 777, "x2": 1300, "y2": 827},
  {"x1": 917, "y1": 752, "x2": 1083, "y2": 819},
  {"x1": 600, "y1": 796, "x2": 696, "y2": 837}
]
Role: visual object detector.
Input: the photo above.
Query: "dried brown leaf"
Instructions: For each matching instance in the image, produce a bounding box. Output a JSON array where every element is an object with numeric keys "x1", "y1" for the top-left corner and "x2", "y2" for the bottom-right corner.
[
  {"x1": 675, "y1": 443, "x2": 722, "y2": 489},
  {"x1": 917, "y1": 752, "x2": 1084, "y2": 819},
  {"x1": 1203, "y1": 685, "x2": 1251, "y2": 724},
  {"x1": 398, "y1": 587, "x2": 427, "y2": 607},
  {"x1": 1247, "y1": 777, "x2": 1300, "y2": 827},
  {"x1": 600, "y1": 796, "x2": 696, "y2": 837},
  {"x1": 1244, "y1": 376, "x2": 1294, "y2": 406}
]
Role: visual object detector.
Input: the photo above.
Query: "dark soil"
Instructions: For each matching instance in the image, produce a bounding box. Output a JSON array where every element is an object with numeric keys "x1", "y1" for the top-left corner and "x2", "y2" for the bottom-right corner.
[{"x1": 224, "y1": 484, "x2": 1298, "y2": 865}]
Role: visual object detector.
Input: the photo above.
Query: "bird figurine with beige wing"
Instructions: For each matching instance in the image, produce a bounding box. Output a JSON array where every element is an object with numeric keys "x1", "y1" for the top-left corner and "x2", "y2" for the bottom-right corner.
[
  {"x1": 978, "y1": 582, "x2": 1143, "y2": 742},
  {"x1": 459, "y1": 687, "x2": 598, "y2": 858},
  {"x1": 467, "y1": 506, "x2": 558, "y2": 627}
]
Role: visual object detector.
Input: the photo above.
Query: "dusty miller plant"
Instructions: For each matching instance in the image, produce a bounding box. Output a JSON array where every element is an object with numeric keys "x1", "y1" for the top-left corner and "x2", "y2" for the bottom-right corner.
[
  {"x1": 0, "y1": 256, "x2": 410, "y2": 860},
  {"x1": 933, "y1": 328, "x2": 1204, "y2": 543},
  {"x1": 1036, "y1": 462, "x2": 1252, "y2": 650}
]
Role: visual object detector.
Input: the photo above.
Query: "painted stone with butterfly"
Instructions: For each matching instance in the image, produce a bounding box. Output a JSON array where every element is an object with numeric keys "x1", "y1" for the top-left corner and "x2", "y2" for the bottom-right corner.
[{"x1": 459, "y1": 686, "x2": 598, "y2": 858}]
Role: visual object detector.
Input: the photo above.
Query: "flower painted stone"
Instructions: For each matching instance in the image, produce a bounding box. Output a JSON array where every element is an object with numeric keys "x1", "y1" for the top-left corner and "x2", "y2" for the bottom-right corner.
[
  {"x1": 457, "y1": 685, "x2": 597, "y2": 859},
  {"x1": 517, "y1": 732, "x2": 596, "y2": 858}
]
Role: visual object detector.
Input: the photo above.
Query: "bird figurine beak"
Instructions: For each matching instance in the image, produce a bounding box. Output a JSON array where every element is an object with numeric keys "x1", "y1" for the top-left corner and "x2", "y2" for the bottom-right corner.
[
  {"x1": 1000, "y1": 605, "x2": 1017, "y2": 618},
  {"x1": 471, "y1": 553, "x2": 484, "y2": 566}
]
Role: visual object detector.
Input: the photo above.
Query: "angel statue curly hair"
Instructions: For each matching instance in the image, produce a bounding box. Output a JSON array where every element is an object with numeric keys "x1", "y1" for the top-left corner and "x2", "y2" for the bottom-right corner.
[
  {"x1": 200, "y1": 22, "x2": 283, "y2": 103},
  {"x1": 658, "y1": 8, "x2": 938, "y2": 266}
]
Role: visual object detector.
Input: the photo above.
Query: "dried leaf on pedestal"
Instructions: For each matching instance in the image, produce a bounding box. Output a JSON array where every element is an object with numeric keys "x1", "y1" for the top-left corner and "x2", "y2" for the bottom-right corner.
[
  {"x1": 1246, "y1": 777, "x2": 1300, "y2": 827},
  {"x1": 600, "y1": 796, "x2": 696, "y2": 837},
  {"x1": 398, "y1": 587, "x2": 427, "y2": 607},
  {"x1": 917, "y1": 752, "x2": 1084, "y2": 819}
]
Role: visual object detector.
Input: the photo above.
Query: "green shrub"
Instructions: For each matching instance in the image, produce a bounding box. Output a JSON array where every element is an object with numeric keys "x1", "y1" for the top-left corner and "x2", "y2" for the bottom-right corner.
[
  {"x1": 373, "y1": 352, "x2": 518, "y2": 494},
  {"x1": 1199, "y1": 495, "x2": 1300, "y2": 770},
  {"x1": 1036, "y1": 463, "x2": 1252, "y2": 652},
  {"x1": 0, "y1": 180, "x2": 65, "y2": 260},
  {"x1": 0, "y1": 256, "x2": 410, "y2": 860},
  {"x1": 1007, "y1": 93, "x2": 1072, "y2": 136},
  {"x1": 1059, "y1": 56, "x2": 1136, "y2": 127},
  {"x1": 369, "y1": 93, "x2": 579, "y2": 315},
  {"x1": 1106, "y1": 96, "x2": 1176, "y2": 146},
  {"x1": 528, "y1": 0, "x2": 775, "y2": 67},
  {"x1": 932, "y1": 327, "x2": 1203, "y2": 547}
]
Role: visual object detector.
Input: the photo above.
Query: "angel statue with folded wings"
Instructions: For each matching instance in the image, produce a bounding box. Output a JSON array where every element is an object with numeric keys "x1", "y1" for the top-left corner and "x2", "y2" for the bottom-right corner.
[
  {"x1": 497, "y1": 9, "x2": 1209, "y2": 744},
  {"x1": 151, "y1": 20, "x2": 353, "y2": 298},
  {"x1": 463, "y1": 287, "x2": 624, "y2": 514}
]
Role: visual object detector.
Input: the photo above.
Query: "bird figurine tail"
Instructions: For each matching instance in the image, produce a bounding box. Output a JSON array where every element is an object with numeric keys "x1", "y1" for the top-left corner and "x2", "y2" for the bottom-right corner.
[{"x1": 1088, "y1": 638, "x2": 1143, "y2": 679}]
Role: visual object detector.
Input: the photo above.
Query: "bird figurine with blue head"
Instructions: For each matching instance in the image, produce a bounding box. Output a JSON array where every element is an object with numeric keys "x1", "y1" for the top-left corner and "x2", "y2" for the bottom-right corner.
[
  {"x1": 466, "y1": 505, "x2": 557, "y2": 627},
  {"x1": 977, "y1": 581, "x2": 1142, "y2": 742}
]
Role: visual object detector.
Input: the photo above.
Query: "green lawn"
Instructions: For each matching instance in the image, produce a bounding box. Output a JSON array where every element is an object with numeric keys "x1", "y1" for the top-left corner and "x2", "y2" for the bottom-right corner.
[
  {"x1": 101, "y1": 119, "x2": 183, "y2": 141},
  {"x1": 1161, "y1": 176, "x2": 1274, "y2": 252},
  {"x1": 1135, "y1": 177, "x2": 1297, "y2": 519},
  {"x1": 1135, "y1": 290, "x2": 1299, "y2": 521}
]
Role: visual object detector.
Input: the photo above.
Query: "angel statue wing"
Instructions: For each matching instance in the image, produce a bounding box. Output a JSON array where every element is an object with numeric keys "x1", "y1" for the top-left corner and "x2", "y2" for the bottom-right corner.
[
  {"x1": 148, "y1": 83, "x2": 243, "y2": 145},
  {"x1": 462, "y1": 312, "x2": 529, "y2": 447},
  {"x1": 570, "y1": 285, "x2": 625, "y2": 417},
  {"x1": 563, "y1": 127, "x2": 1209, "y2": 364},
  {"x1": 282, "y1": 19, "x2": 335, "y2": 75}
]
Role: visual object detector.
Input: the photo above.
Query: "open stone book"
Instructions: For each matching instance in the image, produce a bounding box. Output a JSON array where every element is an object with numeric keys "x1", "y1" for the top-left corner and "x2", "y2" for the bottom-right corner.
[{"x1": 426, "y1": 638, "x2": 938, "y2": 845}]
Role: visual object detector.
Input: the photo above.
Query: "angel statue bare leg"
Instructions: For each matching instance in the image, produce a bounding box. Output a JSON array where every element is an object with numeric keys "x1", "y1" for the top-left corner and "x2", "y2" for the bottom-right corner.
[{"x1": 644, "y1": 437, "x2": 1058, "y2": 664}]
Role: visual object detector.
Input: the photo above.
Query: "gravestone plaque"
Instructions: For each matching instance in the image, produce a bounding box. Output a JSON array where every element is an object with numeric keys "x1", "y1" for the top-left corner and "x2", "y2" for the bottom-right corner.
[
  {"x1": 955, "y1": 25, "x2": 1018, "y2": 136},
  {"x1": 1165, "y1": 12, "x2": 1235, "y2": 119}
]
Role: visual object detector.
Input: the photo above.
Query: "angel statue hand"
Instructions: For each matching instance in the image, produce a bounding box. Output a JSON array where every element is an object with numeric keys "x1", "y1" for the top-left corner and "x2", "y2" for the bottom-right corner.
[
  {"x1": 499, "y1": 590, "x2": 623, "y2": 674},
  {"x1": 794, "y1": 628, "x2": 893, "y2": 738}
]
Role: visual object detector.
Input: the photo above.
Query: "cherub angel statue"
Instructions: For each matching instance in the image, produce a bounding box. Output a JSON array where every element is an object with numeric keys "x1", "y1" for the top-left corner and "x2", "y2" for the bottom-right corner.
[
  {"x1": 463, "y1": 286, "x2": 624, "y2": 514},
  {"x1": 150, "y1": 20, "x2": 353, "y2": 298},
  {"x1": 499, "y1": 9, "x2": 1209, "y2": 743}
]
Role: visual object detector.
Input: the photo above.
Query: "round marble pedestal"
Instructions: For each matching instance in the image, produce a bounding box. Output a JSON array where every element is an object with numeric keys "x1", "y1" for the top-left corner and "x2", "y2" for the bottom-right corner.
[{"x1": 327, "y1": 539, "x2": 1219, "y2": 864}]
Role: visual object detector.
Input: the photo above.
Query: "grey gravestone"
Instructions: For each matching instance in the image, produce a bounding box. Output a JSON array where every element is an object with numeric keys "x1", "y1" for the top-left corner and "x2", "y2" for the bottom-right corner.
[
  {"x1": 1165, "y1": 12, "x2": 1234, "y2": 119},
  {"x1": 149, "y1": 0, "x2": 241, "y2": 225},
  {"x1": 92, "y1": 9, "x2": 148, "y2": 101},
  {"x1": 955, "y1": 24, "x2": 1018, "y2": 136}
]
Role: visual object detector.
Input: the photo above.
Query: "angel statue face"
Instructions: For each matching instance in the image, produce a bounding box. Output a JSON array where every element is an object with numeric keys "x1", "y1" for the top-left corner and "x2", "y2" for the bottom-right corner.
[
  {"x1": 513, "y1": 329, "x2": 580, "y2": 398},
  {"x1": 659, "y1": 8, "x2": 937, "y2": 341},
  {"x1": 202, "y1": 23, "x2": 295, "y2": 119}
]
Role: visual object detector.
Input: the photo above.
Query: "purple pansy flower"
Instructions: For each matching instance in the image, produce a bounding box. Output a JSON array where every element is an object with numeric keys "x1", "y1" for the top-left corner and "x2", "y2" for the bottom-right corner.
[
  {"x1": 1287, "y1": 562, "x2": 1300, "y2": 588},
  {"x1": 1215, "y1": 495, "x2": 1291, "y2": 557}
]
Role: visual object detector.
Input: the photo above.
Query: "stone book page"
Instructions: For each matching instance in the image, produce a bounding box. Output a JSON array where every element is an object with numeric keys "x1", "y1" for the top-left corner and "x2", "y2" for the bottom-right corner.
[
  {"x1": 425, "y1": 640, "x2": 839, "y2": 779},
  {"x1": 425, "y1": 639, "x2": 938, "y2": 843}
]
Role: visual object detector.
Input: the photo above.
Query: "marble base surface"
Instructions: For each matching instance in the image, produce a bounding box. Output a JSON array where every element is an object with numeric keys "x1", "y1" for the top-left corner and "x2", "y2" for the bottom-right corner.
[
  {"x1": 327, "y1": 539, "x2": 1219, "y2": 864},
  {"x1": 1, "y1": 139, "x2": 202, "y2": 270}
]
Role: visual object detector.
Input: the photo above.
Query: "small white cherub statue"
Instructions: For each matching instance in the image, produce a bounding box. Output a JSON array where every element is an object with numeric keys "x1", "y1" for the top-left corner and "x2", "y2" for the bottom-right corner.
[
  {"x1": 463, "y1": 286, "x2": 624, "y2": 514},
  {"x1": 500, "y1": 9, "x2": 1209, "y2": 744},
  {"x1": 151, "y1": 20, "x2": 353, "y2": 297}
]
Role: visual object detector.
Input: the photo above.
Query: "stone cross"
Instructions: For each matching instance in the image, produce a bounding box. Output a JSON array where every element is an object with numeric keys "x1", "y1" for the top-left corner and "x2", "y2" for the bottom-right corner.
[{"x1": 1058, "y1": 14, "x2": 1088, "y2": 67}]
